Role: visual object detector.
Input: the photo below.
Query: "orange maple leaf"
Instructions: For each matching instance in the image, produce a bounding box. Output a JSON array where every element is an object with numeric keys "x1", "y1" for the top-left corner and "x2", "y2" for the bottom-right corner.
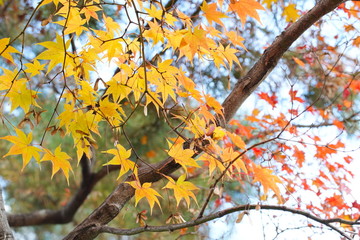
[
  {"x1": 314, "y1": 145, "x2": 336, "y2": 160},
  {"x1": 228, "y1": 0, "x2": 265, "y2": 26},
  {"x1": 252, "y1": 163, "x2": 282, "y2": 203},
  {"x1": 258, "y1": 92, "x2": 278, "y2": 108},
  {"x1": 227, "y1": 132, "x2": 246, "y2": 150},
  {"x1": 292, "y1": 146, "x2": 305, "y2": 168},
  {"x1": 353, "y1": 36, "x2": 360, "y2": 47},
  {"x1": 201, "y1": 2, "x2": 227, "y2": 26},
  {"x1": 289, "y1": 89, "x2": 305, "y2": 103},
  {"x1": 325, "y1": 194, "x2": 348, "y2": 210}
]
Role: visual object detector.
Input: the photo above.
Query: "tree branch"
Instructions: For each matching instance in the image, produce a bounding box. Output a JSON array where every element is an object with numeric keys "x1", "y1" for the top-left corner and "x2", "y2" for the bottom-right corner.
[
  {"x1": 96, "y1": 204, "x2": 358, "y2": 240},
  {"x1": 62, "y1": 0, "x2": 344, "y2": 238}
]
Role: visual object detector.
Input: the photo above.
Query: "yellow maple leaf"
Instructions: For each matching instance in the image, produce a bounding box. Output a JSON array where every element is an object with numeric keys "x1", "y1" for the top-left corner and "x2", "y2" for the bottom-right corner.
[
  {"x1": 103, "y1": 14, "x2": 121, "y2": 35},
  {"x1": 167, "y1": 142, "x2": 199, "y2": 170},
  {"x1": 222, "y1": 44, "x2": 242, "y2": 70},
  {"x1": 252, "y1": 164, "x2": 282, "y2": 203},
  {"x1": 176, "y1": 9, "x2": 193, "y2": 27},
  {"x1": 24, "y1": 60, "x2": 46, "y2": 77},
  {"x1": 145, "y1": 4, "x2": 163, "y2": 20},
  {"x1": 77, "y1": 80, "x2": 98, "y2": 105},
  {"x1": 188, "y1": 115, "x2": 207, "y2": 138},
  {"x1": 102, "y1": 144, "x2": 137, "y2": 179},
  {"x1": 163, "y1": 174, "x2": 199, "y2": 207},
  {"x1": 7, "y1": 79, "x2": 40, "y2": 113},
  {"x1": 262, "y1": 0, "x2": 277, "y2": 9},
  {"x1": 228, "y1": 0, "x2": 265, "y2": 26},
  {"x1": 41, "y1": 146, "x2": 73, "y2": 184},
  {"x1": 213, "y1": 127, "x2": 226, "y2": 140},
  {"x1": 0, "y1": 38, "x2": 20, "y2": 64},
  {"x1": 201, "y1": 2, "x2": 227, "y2": 26},
  {"x1": 105, "y1": 77, "x2": 130, "y2": 103},
  {"x1": 143, "y1": 21, "x2": 165, "y2": 44},
  {"x1": 55, "y1": 7, "x2": 88, "y2": 36},
  {"x1": 0, "y1": 67, "x2": 18, "y2": 91},
  {"x1": 57, "y1": 103, "x2": 75, "y2": 129},
  {"x1": 128, "y1": 181, "x2": 162, "y2": 214},
  {"x1": 39, "y1": 0, "x2": 60, "y2": 7},
  {"x1": 97, "y1": 97, "x2": 125, "y2": 126},
  {"x1": 80, "y1": 5, "x2": 101, "y2": 23},
  {"x1": 282, "y1": 4, "x2": 300, "y2": 22},
  {"x1": 164, "y1": 12, "x2": 178, "y2": 26},
  {"x1": 36, "y1": 33, "x2": 71, "y2": 74},
  {"x1": 1, "y1": 129, "x2": 42, "y2": 170}
]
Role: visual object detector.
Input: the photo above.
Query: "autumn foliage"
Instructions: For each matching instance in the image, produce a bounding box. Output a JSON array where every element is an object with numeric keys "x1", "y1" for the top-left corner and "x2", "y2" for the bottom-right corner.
[{"x1": 0, "y1": 0, "x2": 360, "y2": 239}]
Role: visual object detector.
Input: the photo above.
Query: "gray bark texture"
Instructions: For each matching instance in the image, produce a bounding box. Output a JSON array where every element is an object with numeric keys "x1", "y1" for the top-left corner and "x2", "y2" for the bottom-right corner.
[{"x1": 0, "y1": 188, "x2": 14, "y2": 240}]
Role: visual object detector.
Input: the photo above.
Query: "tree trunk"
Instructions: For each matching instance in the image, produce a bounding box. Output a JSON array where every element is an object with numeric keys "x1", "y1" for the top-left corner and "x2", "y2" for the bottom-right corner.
[{"x1": 0, "y1": 187, "x2": 14, "y2": 240}]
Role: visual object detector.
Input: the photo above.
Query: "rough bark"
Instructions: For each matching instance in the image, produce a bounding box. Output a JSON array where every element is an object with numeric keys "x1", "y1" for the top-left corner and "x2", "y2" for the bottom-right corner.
[
  {"x1": 63, "y1": 0, "x2": 345, "y2": 239},
  {"x1": 0, "y1": 187, "x2": 14, "y2": 240}
]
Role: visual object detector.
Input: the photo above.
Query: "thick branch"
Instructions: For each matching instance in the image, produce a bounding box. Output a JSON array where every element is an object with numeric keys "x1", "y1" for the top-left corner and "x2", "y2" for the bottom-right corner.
[
  {"x1": 96, "y1": 204, "x2": 358, "y2": 239},
  {"x1": 64, "y1": 0, "x2": 345, "y2": 239}
]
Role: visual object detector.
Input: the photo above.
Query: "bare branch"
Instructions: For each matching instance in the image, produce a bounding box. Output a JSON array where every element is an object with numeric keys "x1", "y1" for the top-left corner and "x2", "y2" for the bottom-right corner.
[{"x1": 95, "y1": 204, "x2": 358, "y2": 240}]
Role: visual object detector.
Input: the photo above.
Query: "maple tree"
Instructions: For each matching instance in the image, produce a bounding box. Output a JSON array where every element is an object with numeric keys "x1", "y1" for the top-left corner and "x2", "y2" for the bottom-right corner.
[{"x1": 0, "y1": 0, "x2": 360, "y2": 239}]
